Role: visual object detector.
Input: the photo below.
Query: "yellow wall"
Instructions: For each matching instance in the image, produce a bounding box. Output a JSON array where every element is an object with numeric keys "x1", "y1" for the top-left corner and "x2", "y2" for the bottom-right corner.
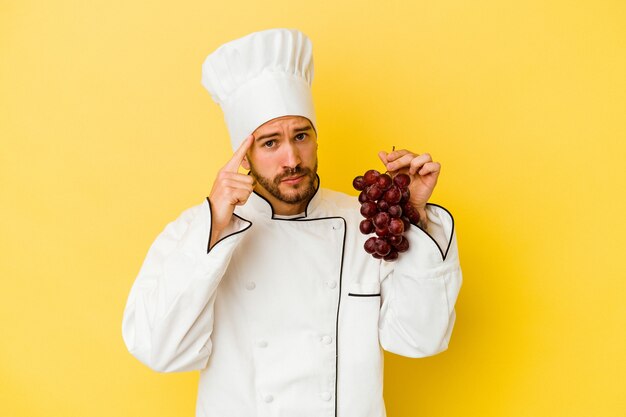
[{"x1": 1, "y1": 1, "x2": 625, "y2": 416}]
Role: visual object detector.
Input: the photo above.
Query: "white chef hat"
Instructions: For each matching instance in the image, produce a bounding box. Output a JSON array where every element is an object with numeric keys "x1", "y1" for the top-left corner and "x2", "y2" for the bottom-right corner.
[{"x1": 201, "y1": 28, "x2": 317, "y2": 150}]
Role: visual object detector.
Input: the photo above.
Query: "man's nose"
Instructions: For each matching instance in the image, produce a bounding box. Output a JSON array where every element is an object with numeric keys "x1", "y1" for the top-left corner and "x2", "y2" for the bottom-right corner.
[{"x1": 282, "y1": 141, "x2": 301, "y2": 168}]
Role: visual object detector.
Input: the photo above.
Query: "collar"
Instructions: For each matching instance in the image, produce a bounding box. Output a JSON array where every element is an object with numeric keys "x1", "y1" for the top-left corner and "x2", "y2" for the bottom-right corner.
[{"x1": 239, "y1": 174, "x2": 322, "y2": 220}]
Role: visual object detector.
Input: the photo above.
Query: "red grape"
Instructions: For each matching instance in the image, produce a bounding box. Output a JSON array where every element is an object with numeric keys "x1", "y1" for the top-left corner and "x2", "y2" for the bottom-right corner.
[
  {"x1": 360, "y1": 219, "x2": 374, "y2": 234},
  {"x1": 373, "y1": 212, "x2": 390, "y2": 228},
  {"x1": 364, "y1": 237, "x2": 377, "y2": 254},
  {"x1": 400, "y1": 189, "x2": 410, "y2": 204},
  {"x1": 375, "y1": 227, "x2": 389, "y2": 237},
  {"x1": 377, "y1": 199, "x2": 390, "y2": 212},
  {"x1": 395, "y1": 237, "x2": 409, "y2": 253},
  {"x1": 377, "y1": 174, "x2": 392, "y2": 190},
  {"x1": 360, "y1": 201, "x2": 378, "y2": 218},
  {"x1": 388, "y1": 204, "x2": 402, "y2": 218},
  {"x1": 384, "y1": 250, "x2": 399, "y2": 261},
  {"x1": 358, "y1": 191, "x2": 368, "y2": 203},
  {"x1": 366, "y1": 185, "x2": 384, "y2": 201},
  {"x1": 389, "y1": 235, "x2": 403, "y2": 246},
  {"x1": 404, "y1": 204, "x2": 420, "y2": 225},
  {"x1": 388, "y1": 218, "x2": 404, "y2": 235},
  {"x1": 374, "y1": 238, "x2": 391, "y2": 256},
  {"x1": 353, "y1": 176, "x2": 366, "y2": 191},
  {"x1": 393, "y1": 173, "x2": 411, "y2": 188},
  {"x1": 383, "y1": 186, "x2": 401, "y2": 204},
  {"x1": 363, "y1": 170, "x2": 380, "y2": 185}
]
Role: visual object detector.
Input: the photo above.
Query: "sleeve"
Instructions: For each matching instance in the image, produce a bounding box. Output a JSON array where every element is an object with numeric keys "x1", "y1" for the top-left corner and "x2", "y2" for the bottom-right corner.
[
  {"x1": 121, "y1": 198, "x2": 251, "y2": 372},
  {"x1": 378, "y1": 203, "x2": 463, "y2": 358}
]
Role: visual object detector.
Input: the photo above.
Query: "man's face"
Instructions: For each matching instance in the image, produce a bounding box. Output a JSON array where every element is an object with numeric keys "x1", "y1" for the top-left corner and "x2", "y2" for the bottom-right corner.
[{"x1": 243, "y1": 115, "x2": 318, "y2": 208}]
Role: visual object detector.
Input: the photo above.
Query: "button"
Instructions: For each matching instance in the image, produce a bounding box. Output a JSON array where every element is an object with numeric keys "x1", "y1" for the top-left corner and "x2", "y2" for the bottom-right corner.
[
  {"x1": 257, "y1": 340, "x2": 268, "y2": 348},
  {"x1": 264, "y1": 394, "x2": 274, "y2": 403},
  {"x1": 245, "y1": 281, "x2": 256, "y2": 290},
  {"x1": 321, "y1": 335, "x2": 333, "y2": 345},
  {"x1": 320, "y1": 391, "x2": 332, "y2": 401},
  {"x1": 327, "y1": 280, "x2": 337, "y2": 289}
]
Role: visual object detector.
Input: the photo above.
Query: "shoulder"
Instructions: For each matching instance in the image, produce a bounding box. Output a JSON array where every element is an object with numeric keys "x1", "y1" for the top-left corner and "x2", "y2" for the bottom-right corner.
[
  {"x1": 317, "y1": 188, "x2": 360, "y2": 218},
  {"x1": 162, "y1": 199, "x2": 211, "y2": 235},
  {"x1": 178, "y1": 198, "x2": 211, "y2": 222}
]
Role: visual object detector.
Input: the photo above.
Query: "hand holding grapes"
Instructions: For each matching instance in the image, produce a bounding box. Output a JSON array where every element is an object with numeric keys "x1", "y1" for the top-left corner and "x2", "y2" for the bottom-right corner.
[
  {"x1": 378, "y1": 149, "x2": 441, "y2": 223},
  {"x1": 353, "y1": 149, "x2": 440, "y2": 261}
]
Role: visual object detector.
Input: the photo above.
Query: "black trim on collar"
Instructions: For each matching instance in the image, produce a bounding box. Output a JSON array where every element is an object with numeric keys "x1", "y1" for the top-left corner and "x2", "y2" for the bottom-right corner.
[
  {"x1": 250, "y1": 173, "x2": 321, "y2": 220},
  {"x1": 205, "y1": 197, "x2": 252, "y2": 254},
  {"x1": 414, "y1": 202, "x2": 455, "y2": 262}
]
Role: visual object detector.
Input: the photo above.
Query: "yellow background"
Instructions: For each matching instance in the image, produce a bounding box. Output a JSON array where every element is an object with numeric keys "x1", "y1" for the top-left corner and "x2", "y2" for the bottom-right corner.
[{"x1": 1, "y1": 0, "x2": 625, "y2": 416}]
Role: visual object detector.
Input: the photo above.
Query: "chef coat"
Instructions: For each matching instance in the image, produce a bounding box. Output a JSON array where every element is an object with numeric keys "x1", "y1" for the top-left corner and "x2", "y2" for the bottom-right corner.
[{"x1": 122, "y1": 181, "x2": 462, "y2": 417}]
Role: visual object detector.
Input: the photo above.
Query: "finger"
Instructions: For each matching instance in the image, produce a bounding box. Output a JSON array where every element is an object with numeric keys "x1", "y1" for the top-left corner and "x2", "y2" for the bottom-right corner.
[
  {"x1": 222, "y1": 178, "x2": 255, "y2": 192},
  {"x1": 385, "y1": 149, "x2": 413, "y2": 163},
  {"x1": 230, "y1": 188, "x2": 253, "y2": 206},
  {"x1": 218, "y1": 171, "x2": 256, "y2": 185},
  {"x1": 378, "y1": 151, "x2": 389, "y2": 166},
  {"x1": 386, "y1": 153, "x2": 418, "y2": 172},
  {"x1": 416, "y1": 161, "x2": 441, "y2": 176},
  {"x1": 409, "y1": 153, "x2": 432, "y2": 175},
  {"x1": 224, "y1": 134, "x2": 254, "y2": 172}
]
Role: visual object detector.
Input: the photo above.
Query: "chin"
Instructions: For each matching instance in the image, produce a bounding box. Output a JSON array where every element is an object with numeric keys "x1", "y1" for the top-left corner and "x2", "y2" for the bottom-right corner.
[{"x1": 278, "y1": 177, "x2": 316, "y2": 203}]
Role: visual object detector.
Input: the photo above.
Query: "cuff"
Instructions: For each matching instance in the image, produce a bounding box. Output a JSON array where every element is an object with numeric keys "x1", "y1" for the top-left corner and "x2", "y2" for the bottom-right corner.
[{"x1": 205, "y1": 197, "x2": 252, "y2": 254}]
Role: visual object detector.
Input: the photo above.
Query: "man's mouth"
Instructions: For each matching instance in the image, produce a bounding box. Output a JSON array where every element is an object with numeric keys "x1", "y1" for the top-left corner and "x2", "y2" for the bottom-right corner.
[{"x1": 281, "y1": 175, "x2": 305, "y2": 185}]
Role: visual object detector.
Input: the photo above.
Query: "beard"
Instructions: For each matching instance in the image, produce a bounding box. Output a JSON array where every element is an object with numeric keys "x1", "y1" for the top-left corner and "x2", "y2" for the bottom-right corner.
[{"x1": 249, "y1": 160, "x2": 318, "y2": 205}]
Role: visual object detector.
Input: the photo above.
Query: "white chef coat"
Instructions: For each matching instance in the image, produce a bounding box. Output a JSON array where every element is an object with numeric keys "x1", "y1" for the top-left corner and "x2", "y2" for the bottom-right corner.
[{"x1": 122, "y1": 183, "x2": 462, "y2": 417}]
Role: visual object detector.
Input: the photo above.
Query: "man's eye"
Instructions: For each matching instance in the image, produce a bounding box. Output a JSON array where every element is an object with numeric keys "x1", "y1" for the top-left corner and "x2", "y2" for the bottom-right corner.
[
  {"x1": 263, "y1": 140, "x2": 275, "y2": 148},
  {"x1": 295, "y1": 133, "x2": 306, "y2": 141}
]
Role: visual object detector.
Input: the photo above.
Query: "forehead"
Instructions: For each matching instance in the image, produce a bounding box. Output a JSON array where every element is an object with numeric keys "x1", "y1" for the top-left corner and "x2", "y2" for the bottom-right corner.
[{"x1": 254, "y1": 115, "x2": 312, "y2": 133}]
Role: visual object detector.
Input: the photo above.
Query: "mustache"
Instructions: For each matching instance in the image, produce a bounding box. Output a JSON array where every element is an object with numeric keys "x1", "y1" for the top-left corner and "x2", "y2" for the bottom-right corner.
[{"x1": 274, "y1": 166, "x2": 313, "y2": 184}]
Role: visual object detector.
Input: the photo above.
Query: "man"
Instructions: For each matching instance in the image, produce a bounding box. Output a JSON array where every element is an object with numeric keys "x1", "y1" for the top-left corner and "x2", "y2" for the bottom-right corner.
[{"x1": 122, "y1": 28, "x2": 462, "y2": 417}]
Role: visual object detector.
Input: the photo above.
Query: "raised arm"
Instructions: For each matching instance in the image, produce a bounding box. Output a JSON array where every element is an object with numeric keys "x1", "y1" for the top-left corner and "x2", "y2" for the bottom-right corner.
[{"x1": 121, "y1": 135, "x2": 255, "y2": 372}]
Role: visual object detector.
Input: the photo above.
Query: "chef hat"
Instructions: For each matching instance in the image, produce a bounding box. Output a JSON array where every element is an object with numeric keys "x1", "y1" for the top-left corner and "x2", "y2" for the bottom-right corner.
[{"x1": 201, "y1": 28, "x2": 317, "y2": 150}]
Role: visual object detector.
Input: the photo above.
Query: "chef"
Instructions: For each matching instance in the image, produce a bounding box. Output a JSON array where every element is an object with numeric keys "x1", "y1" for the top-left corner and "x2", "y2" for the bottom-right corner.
[{"x1": 122, "y1": 28, "x2": 462, "y2": 417}]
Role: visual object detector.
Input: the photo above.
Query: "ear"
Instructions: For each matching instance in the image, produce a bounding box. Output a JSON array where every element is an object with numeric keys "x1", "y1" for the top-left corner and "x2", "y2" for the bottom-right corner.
[{"x1": 241, "y1": 155, "x2": 250, "y2": 170}]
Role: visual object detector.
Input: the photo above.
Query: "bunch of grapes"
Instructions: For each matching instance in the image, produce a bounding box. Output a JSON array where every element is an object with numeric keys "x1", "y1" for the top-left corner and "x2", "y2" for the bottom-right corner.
[{"x1": 353, "y1": 170, "x2": 420, "y2": 261}]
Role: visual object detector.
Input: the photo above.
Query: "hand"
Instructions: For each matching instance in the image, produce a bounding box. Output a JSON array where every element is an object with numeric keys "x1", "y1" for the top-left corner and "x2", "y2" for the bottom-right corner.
[
  {"x1": 378, "y1": 149, "x2": 441, "y2": 220},
  {"x1": 208, "y1": 134, "x2": 255, "y2": 248}
]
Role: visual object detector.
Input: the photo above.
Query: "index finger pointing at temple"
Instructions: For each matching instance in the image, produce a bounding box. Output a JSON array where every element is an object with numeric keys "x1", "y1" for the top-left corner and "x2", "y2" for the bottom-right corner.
[{"x1": 224, "y1": 134, "x2": 254, "y2": 172}]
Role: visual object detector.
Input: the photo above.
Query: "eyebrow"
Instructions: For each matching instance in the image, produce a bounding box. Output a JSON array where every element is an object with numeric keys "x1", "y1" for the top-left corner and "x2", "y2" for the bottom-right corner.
[{"x1": 255, "y1": 125, "x2": 312, "y2": 142}]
